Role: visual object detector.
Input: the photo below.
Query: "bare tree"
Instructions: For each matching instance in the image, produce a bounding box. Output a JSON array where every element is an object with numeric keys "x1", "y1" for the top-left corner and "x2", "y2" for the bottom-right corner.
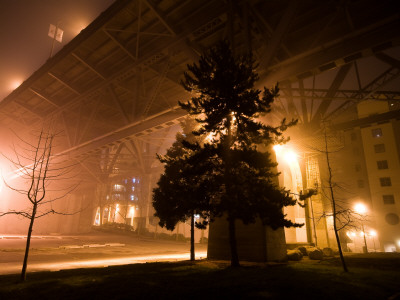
[
  {"x1": 321, "y1": 125, "x2": 349, "y2": 272},
  {"x1": 315, "y1": 124, "x2": 369, "y2": 272},
  {"x1": 0, "y1": 127, "x2": 79, "y2": 281}
]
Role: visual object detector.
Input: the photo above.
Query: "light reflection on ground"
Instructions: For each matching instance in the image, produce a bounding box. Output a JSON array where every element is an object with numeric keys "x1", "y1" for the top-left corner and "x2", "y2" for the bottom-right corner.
[
  {"x1": 0, "y1": 252, "x2": 208, "y2": 275},
  {"x1": 0, "y1": 234, "x2": 208, "y2": 275}
]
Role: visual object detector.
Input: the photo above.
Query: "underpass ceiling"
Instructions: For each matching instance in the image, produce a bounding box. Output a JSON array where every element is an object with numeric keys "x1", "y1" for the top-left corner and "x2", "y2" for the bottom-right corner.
[{"x1": 0, "y1": 0, "x2": 399, "y2": 179}]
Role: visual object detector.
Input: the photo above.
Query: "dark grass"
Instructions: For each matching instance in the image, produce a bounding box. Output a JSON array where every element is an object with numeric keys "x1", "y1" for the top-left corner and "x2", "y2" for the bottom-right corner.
[{"x1": 0, "y1": 254, "x2": 400, "y2": 300}]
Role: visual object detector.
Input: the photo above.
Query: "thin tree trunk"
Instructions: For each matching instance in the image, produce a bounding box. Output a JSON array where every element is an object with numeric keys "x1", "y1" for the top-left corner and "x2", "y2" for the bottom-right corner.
[
  {"x1": 228, "y1": 215, "x2": 240, "y2": 267},
  {"x1": 324, "y1": 129, "x2": 348, "y2": 273},
  {"x1": 190, "y1": 214, "x2": 195, "y2": 261},
  {"x1": 21, "y1": 204, "x2": 37, "y2": 281}
]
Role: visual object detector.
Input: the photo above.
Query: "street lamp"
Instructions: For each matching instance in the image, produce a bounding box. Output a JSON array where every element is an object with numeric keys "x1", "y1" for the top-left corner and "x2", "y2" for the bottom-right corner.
[{"x1": 354, "y1": 202, "x2": 368, "y2": 253}]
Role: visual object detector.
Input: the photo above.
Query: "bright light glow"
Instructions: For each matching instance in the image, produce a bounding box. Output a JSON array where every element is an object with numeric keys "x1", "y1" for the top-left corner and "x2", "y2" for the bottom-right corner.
[
  {"x1": 346, "y1": 231, "x2": 356, "y2": 238},
  {"x1": 10, "y1": 79, "x2": 22, "y2": 90},
  {"x1": 130, "y1": 206, "x2": 135, "y2": 218},
  {"x1": 359, "y1": 232, "x2": 365, "y2": 237},
  {"x1": 354, "y1": 202, "x2": 367, "y2": 214},
  {"x1": 273, "y1": 144, "x2": 283, "y2": 152},
  {"x1": 284, "y1": 151, "x2": 298, "y2": 164},
  {"x1": 369, "y1": 230, "x2": 377, "y2": 237},
  {"x1": 397, "y1": 240, "x2": 400, "y2": 247}
]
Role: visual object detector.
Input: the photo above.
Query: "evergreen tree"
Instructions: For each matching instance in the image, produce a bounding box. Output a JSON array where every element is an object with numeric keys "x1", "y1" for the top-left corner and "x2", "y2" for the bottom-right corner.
[
  {"x1": 153, "y1": 118, "x2": 215, "y2": 260},
  {"x1": 178, "y1": 40, "x2": 299, "y2": 266}
]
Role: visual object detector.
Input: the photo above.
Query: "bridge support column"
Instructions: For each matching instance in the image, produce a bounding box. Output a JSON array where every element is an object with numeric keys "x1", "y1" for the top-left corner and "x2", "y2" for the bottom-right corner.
[{"x1": 207, "y1": 215, "x2": 287, "y2": 262}]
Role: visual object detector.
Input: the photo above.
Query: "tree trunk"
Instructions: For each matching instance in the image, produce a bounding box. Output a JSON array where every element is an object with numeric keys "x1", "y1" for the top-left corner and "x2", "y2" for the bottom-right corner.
[
  {"x1": 324, "y1": 129, "x2": 348, "y2": 273},
  {"x1": 190, "y1": 214, "x2": 195, "y2": 261},
  {"x1": 21, "y1": 204, "x2": 37, "y2": 281},
  {"x1": 228, "y1": 215, "x2": 240, "y2": 267}
]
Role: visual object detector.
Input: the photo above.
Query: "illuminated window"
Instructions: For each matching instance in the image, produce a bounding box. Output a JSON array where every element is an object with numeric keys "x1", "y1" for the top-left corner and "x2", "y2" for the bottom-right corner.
[
  {"x1": 372, "y1": 128, "x2": 382, "y2": 138},
  {"x1": 357, "y1": 180, "x2": 364, "y2": 188},
  {"x1": 130, "y1": 195, "x2": 134, "y2": 201},
  {"x1": 379, "y1": 177, "x2": 392, "y2": 187},
  {"x1": 377, "y1": 160, "x2": 388, "y2": 169},
  {"x1": 383, "y1": 195, "x2": 395, "y2": 204},
  {"x1": 114, "y1": 184, "x2": 124, "y2": 192},
  {"x1": 374, "y1": 144, "x2": 385, "y2": 153},
  {"x1": 132, "y1": 178, "x2": 136, "y2": 183},
  {"x1": 132, "y1": 186, "x2": 135, "y2": 192}
]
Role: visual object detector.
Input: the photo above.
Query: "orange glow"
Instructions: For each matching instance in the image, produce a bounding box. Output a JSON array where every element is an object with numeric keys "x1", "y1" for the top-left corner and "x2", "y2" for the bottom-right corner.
[
  {"x1": 0, "y1": 251, "x2": 208, "y2": 275},
  {"x1": 354, "y1": 203, "x2": 367, "y2": 214},
  {"x1": 284, "y1": 150, "x2": 298, "y2": 163},
  {"x1": 10, "y1": 79, "x2": 22, "y2": 90}
]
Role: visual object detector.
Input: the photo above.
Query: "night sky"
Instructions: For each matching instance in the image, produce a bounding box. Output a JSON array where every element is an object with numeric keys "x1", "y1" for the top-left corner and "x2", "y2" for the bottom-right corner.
[{"x1": 0, "y1": 0, "x2": 116, "y2": 101}]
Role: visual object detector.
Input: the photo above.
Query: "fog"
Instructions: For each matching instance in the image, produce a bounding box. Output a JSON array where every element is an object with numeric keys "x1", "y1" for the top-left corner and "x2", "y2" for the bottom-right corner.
[{"x1": 0, "y1": 0, "x2": 116, "y2": 101}]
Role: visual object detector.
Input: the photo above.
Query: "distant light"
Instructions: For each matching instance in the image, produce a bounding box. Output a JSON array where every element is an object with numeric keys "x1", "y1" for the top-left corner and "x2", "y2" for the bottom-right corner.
[
  {"x1": 273, "y1": 144, "x2": 283, "y2": 152},
  {"x1": 397, "y1": 240, "x2": 400, "y2": 247},
  {"x1": 347, "y1": 231, "x2": 356, "y2": 238},
  {"x1": 354, "y1": 202, "x2": 367, "y2": 214},
  {"x1": 359, "y1": 232, "x2": 365, "y2": 237},
  {"x1": 369, "y1": 230, "x2": 377, "y2": 237}
]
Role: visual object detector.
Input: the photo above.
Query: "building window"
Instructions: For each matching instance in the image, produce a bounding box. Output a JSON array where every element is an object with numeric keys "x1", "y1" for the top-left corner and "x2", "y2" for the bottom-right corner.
[
  {"x1": 379, "y1": 177, "x2": 392, "y2": 187},
  {"x1": 350, "y1": 132, "x2": 357, "y2": 141},
  {"x1": 374, "y1": 144, "x2": 385, "y2": 153},
  {"x1": 385, "y1": 213, "x2": 399, "y2": 225},
  {"x1": 377, "y1": 160, "x2": 388, "y2": 169},
  {"x1": 372, "y1": 128, "x2": 383, "y2": 138},
  {"x1": 355, "y1": 164, "x2": 361, "y2": 172},
  {"x1": 383, "y1": 195, "x2": 395, "y2": 204},
  {"x1": 357, "y1": 180, "x2": 364, "y2": 188}
]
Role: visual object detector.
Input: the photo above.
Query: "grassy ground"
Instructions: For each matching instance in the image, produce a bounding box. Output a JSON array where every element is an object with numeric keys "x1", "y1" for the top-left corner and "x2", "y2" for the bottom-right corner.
[{"x1": 0, "y1": 253, "x2": 399, "y2": 300}]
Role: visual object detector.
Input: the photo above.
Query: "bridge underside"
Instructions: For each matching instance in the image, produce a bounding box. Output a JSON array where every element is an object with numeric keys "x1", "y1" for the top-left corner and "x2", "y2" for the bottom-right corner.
[{"x1": 0, "y1": 0, "x2": 399, "y2": 241}]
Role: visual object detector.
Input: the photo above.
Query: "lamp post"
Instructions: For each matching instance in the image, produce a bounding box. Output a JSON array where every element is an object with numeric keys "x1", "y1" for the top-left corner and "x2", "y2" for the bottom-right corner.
[{"x1": 354, "y1": 203, "x2": 368, "y2": 253}]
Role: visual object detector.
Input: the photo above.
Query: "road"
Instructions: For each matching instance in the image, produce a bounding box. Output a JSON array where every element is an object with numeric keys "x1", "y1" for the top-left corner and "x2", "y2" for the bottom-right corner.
[{"x1": 0, "y1": 232, "x2": 207, "y2": 275}]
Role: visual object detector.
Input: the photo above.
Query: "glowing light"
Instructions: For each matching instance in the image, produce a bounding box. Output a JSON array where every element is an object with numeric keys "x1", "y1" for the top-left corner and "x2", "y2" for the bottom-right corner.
[
  {"x1": 354, "y1": 202, "x2": 367, "y2": 214},
  {"x1": 273, "y1": 144, "x2": 283, "y2": 152},
  {"x1": 94, "y1": 207, "x2": 101, "y2": 226},
  {"x1": 369, "y1": 230, "x2": 377, "y2": 237},
  {"x1": 347, "y1": 231, "x2": 356, "y2": 238},
  {"x1": 130, "y1": 206, "x2": 135, "y2": 218},
  {"x1": 284, "y1": 151, "x2": 298, "y2": 163},
  {"x1": 359, "y1": 232, "x2": 365, "y2": 237},
  {"x1": 10, "y1": 79, "x2": 22, "y2": 90},
  {"x1": 397, "y1": 240, "x2": 400, "y2": 247}
]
